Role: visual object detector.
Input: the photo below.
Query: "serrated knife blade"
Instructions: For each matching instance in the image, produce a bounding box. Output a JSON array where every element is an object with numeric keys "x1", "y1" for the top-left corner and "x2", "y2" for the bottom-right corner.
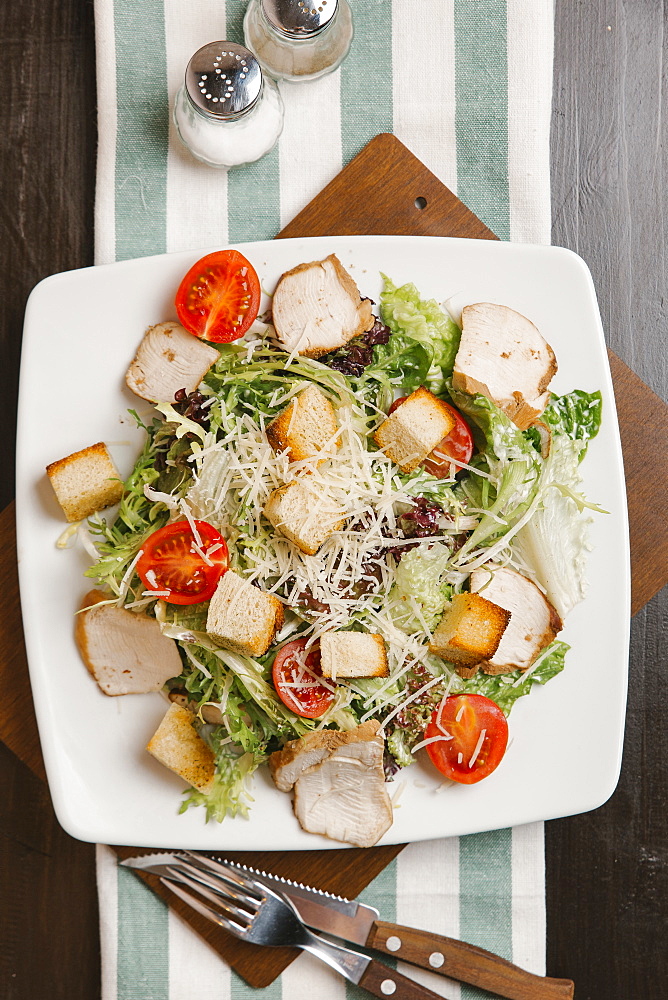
[{"x1": 122, "y1": 852, "x2": 575, "y2": 1000}]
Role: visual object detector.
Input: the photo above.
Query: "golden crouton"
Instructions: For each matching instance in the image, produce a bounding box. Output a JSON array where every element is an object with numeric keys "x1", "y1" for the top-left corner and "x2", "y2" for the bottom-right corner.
[
  {"x1": 147, "y1": 703, "x2": 216, "y2": 793},
  {"x1": 46, "y1": 442, "x2": 123, "y2": 522},
  {"x1": 373, "y1": 387, "x2": 456, "y2": 473},
  {"x1": 206, "y1": 570, "x2": 284, "y2": 657},
  {"x1": 320, "y1": 631, "x2": 388, "y2": 680},
  {"x1": 265, "y1": 384, "x2": 339, "y2": 464},
  {"x1": 429, "y1": 592, "x2": 511, "y2": 676},
  {"x1": 263, "y1": 480, "x2": 345, "y2": 555}
]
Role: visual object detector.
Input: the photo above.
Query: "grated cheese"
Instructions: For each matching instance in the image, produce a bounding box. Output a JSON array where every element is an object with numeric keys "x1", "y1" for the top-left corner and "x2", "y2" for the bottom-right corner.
[
  {"x1": 411, "y1": 734, "x2": 453, "y2": 753},
  {"x1": 468, "y1": 728, "x2": 487, "y2": 769}
]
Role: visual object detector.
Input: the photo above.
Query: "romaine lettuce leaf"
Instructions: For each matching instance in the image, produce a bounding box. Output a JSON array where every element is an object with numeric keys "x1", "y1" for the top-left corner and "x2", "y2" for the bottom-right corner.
[
  {"x1": 379, "y1": 276, "x2": 461, "y2": 393},
  {"x1": 461, "y1": 640, "x2": 569, "y2": 714},
  {"x1": 541, "y1": 389, "x2": 603, "y2": 446},
  {"x1": 364, "y1": 334, "x2": 431, "y2": 395},
  {"x1": 512, "y1": 433, "x2": 598, "y2": 618}
]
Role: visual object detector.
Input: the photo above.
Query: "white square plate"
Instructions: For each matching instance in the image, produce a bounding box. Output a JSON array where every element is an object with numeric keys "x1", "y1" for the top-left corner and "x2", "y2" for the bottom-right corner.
[{"x1": 17, "y1": 235, "x2": 630, "y2": 848}]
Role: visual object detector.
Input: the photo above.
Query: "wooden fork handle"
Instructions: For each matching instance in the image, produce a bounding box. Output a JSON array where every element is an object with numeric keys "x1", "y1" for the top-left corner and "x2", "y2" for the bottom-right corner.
[{"x1": 367, "y1": 921, "x2": 574, "y2": 1000}]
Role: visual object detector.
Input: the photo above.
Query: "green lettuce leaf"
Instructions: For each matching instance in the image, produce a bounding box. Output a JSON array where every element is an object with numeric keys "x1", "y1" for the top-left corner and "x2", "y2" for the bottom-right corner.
[
  {"x1": 364, "y1": 334, "x2": 431, "y2": 396},
  {"x1": 379, "y1": 276, "x2": 461, "y2": 393},
  {"x1": 461, "y1": 641, "x2": 569, "y2": 714},
  {"x1": 392, "y1": 542, "x2": 454, "y2": 629},
  {"x1": 540, "y1": 389, "x2": 603, "y2": 447},
  {"x1": 447, "y1": 387, "x2": 542, "y2": 565},
  {"x1": 180, "y1": 750, "x2": 260, "y2": 822}
]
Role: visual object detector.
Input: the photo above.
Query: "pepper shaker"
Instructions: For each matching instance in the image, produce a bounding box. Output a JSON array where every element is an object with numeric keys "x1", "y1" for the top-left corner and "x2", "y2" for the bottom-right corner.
[
  {"x1": 243, "y1": 0, "x2": 353, "y2": 82},
  {"x1": 173, "y1": 41, "x2": 284, "y2": 169}
]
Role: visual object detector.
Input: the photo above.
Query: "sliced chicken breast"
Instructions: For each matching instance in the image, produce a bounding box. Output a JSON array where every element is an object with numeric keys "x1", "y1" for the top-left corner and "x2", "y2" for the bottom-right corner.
[
  {"x1": 293, "y1": 734, "x2": 393, "y2": 848},
  {"x1": 469, "y1": 566, "x2": 563, "y2": 674},
  {"x1": 269, "y1": 721, "x2": 382, "y2": 792},
  {"x1": 269, "y1": 720, "x2": 393, "y2": 847},
  {"x1": 125, "y1": 321, "x2": 219, "y2": 403},
  {"x1": 453, "y1": 303, "x2": 557, "y2": 430},
  {"x1": 75, "y1": 590, "x2": 183, "y2": 696},
  {"x1": 271, "y1": 254, "x2": 375, "y2": 358}
]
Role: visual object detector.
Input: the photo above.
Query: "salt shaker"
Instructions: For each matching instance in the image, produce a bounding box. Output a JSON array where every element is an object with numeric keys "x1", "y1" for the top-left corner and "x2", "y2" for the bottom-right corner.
[
  {"x1": 243, "y1": 0, "x2": 353, "y2": 82},
  {"x1": 173, "y1": 41, "x2": 284, "y2": 169}
]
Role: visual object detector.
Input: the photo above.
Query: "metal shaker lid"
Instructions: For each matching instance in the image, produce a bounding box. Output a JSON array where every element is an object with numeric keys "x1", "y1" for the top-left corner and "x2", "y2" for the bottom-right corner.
[
  {"x1": 185, "y1": 42, "x2": 263, "y2": 120},
  {"x1": 261, "y1": 0, "x2": 338, "y2": 37}
]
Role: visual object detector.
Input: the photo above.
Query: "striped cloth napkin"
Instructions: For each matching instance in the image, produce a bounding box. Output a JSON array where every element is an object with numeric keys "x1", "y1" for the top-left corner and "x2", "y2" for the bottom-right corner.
[{"x1": 94, "y1": 2, "x2": 554, "y2": 998}]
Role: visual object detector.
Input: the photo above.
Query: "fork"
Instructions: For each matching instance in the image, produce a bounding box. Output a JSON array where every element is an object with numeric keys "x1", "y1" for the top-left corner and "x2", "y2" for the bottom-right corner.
[{"x1": 157, "y1": 852, "x2": 452, "y2": 999}]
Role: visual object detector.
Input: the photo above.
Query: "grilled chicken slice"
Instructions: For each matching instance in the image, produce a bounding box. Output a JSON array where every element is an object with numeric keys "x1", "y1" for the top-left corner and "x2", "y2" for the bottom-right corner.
[
  {"x1": 270, "y1": 720, "x2": 393, "y2": 847},
  {"x1": 125, "y1": 321, "x2": 219, "y2": 402},
  {"x1": 453, "y1": 303, "x2": 557, "y2": 430},
  {"x1": 75, "y1": 590, "x2": 183, "y2": 696},
  {"x1": 269, "y1": 721, "x2": 382, "y2": 792},
  {"x1": 469, "y1": 566, "x2": 563, "y2": 674},
  {"x1": 271, "y1": 254, "x2": 375, "y2": 358}
]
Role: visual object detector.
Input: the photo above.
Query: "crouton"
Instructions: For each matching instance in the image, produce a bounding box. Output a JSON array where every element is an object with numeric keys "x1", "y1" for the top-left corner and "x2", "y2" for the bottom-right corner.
[
  {"x1": 206, "y1": 569, "x2": 283, "y2": 656},
  {"x1": 429, "y1": 592, "x2": 511, "y2": 676},
  {"x1": 265, "y1": 384, "x2": 339, "y2": 464},
  {"x1": 373, "y1": 387, "x2": 456, "y2": 473},
  {"x1": 75, "y1": 589, "x2": 183, "y2": 696},
  {"x1": 272, "y1": 254, "x2": 375, "y2": 358},
  {"x1": 146, "y1": 702, "x2": 215, "y2": 793},
  {"x1": 46, "y1": 442, "x2": 123, "y2": 522},
  {"x1": 125, "y1": 321, "x2": 219, "y2": 403},
  {"x1": 320, "y1": 631, "x2": 388, "y2": 680},
  {"x1": 263, "y1": 480, "x2": 345, "y2": 555},
  {"x1": 452, "y1": 303, "x2": 557, "y2": 430}
]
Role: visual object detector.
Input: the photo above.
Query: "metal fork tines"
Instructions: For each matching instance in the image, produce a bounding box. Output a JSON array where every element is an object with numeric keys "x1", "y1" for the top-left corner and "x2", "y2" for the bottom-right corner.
[
  {"x1": 160, "y1": 855, "x2": 266, "y2": 938},
  {"x1": 157, "y1": 853, "x2": 444, "y2": 1000}
]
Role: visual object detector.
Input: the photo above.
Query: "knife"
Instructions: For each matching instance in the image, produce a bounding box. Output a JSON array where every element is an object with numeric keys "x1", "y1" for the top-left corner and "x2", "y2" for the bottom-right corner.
[{"x1": 123, "y1": 853, "x2": 574, "y2": 1000}]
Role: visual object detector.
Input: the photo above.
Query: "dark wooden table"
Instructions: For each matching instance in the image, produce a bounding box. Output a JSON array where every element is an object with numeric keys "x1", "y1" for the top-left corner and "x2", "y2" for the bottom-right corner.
[{"x1": 1, "y1": 3, "x2": 666, "y2": 999}]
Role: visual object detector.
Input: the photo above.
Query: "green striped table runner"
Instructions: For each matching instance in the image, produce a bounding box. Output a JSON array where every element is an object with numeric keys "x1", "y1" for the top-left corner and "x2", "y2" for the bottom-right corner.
[{"x1": 94, "y1": 2, "x2": 554, "y2": 997}]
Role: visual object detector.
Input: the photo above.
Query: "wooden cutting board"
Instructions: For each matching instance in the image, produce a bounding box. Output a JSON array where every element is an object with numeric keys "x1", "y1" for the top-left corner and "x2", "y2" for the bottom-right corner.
[{"x1": 2, "y1": 133, "x2": 667, "y2": 987}]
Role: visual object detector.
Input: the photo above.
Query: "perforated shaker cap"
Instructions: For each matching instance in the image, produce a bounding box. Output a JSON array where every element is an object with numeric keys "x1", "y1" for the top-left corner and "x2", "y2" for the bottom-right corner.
[
  {"x1": 185, "y1": 42, "x2": 263, "y2": 120},
  {"x1": 261, "y1": 0, "x2": 338, "y2": 37}
]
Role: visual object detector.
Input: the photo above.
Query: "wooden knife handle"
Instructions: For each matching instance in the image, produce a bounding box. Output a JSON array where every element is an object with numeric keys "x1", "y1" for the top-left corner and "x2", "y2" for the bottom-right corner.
[
  {"x1": 368, "y1": 921, "x2": 574, "y2": 1000},
  {"x1": 358, "y1": 957, "x2": 456, "y2": 1000}
]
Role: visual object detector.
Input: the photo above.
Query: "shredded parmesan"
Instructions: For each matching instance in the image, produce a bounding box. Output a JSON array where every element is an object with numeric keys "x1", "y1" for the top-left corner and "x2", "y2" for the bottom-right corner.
[
  {"x1": 116, "y1": 548, "x2": 144, "y2": 604},
  {"x1": 468, "y1": 728, "x2": 487, "y2": 769},
  {"x1": 512, "y1": 644, "x2": 553, "y2": 686},
  {"x1": 411, "y1": 734, "x2": 453, "y2": 753}
]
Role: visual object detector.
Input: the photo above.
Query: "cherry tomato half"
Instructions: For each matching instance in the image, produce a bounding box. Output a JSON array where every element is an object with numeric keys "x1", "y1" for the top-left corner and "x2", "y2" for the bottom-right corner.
[
  {"x1": 424, "y1": 694, "x2": 508, "y2": 784},
  {"x1": 136, "y1": 519, "x2": 229, "y2": 605},
  {"x1": 388, "y1": 395, "x2": 474, "y2": 477},
  {"x1": 272, "y1": 638, "x2": 335, "y2": 719},
  {"x1": 175, "y1": 249, "x2": 261, "y2": 343}
]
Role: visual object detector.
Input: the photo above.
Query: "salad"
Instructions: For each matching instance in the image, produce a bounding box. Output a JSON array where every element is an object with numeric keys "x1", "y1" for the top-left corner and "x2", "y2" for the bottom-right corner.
[{"x1": 59, "y1": 248, "x2": 603, "y2": 847}]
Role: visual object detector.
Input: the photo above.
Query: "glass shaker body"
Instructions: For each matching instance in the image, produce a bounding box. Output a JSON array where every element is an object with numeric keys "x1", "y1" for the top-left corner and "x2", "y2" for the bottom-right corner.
[
  {"x1": 173, "y1": 41, "x2": 284, "y2": 169},
  {"x1": 243, "y1": 0, "x2": 353, "y2": 82}
]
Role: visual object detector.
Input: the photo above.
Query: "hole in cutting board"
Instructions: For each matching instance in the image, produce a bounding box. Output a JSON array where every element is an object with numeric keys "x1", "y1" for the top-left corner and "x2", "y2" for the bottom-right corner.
[{"x1": 414, "y1": 196, "x2": 427, "y2": 210}]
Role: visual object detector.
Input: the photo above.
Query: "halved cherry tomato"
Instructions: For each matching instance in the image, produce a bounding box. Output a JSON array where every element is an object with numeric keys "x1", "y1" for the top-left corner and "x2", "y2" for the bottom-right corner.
[
  {"x1": 424, "y1": 694, "x2": 508, "y2": 784},
  {"x1": 272, "y1": 638, "x2": 335, "y2": 719},
  {"x1": 136, "y1": 519, "x2": 229, "y2": 605},
  {"x1": 388, "y1": 394, "x2": 474, "y2": 477},
  {"x1": 175, "y1": 249, "x2": 261, "y2": 343}
]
